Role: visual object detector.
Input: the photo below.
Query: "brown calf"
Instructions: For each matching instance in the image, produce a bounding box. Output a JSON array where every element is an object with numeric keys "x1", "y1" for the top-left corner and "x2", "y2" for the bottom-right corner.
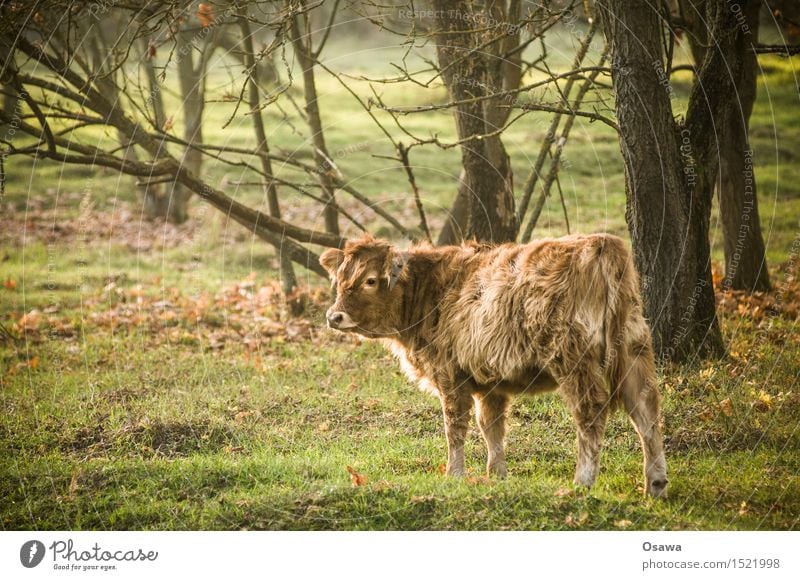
[{"x1": 320, "y1": 234, "x2": 667, "y2": 497}]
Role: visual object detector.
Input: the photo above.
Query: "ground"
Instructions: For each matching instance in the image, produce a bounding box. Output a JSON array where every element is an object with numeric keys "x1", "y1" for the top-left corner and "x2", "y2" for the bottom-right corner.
[{"x1": 0, "y1": 30, "x2": 798, "y2": 530}]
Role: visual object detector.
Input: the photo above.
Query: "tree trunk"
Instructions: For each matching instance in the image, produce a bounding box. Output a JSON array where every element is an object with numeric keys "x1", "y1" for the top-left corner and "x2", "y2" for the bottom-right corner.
[
  {"x1": 678, "y1": 0, "x2": 770, "y2": 292},
  {"x1": 1, "y1": 82, "x2": 17, "y2": 126},
  {"x1": 169, "y1": 28, "x2": 205, "y2": 225},
  {"x1": 598, "y1": 0, "x2": 725, "y2": 362},
  {"x1": 239, "y1": 13, "x2": 297, "y2": 295},
  {"x1": 138, "y1": 37, "x2": 170, "y2": 220},
  {"x1": 676, "y1": 0, "x2": 708, "y2": 65},
  {"x1": 717, "y1": 2, "x2": 770, "y2": 292},
  {"x1": 288, "y1": 3, "x2": 339, "y2": 236},
  {"x1": 432, "y1": 0, "x2": 517, "y2": 243}
]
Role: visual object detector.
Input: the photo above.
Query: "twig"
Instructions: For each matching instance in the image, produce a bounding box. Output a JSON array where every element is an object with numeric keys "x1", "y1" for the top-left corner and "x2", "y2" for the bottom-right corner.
[
  {"x1": 516, "y1": 22, "x2": 599, "y2": 224},
  {"x1": 555, "y1": 170, "x2": 570, "y2": 235},
  {"x1": 378, "y1": 66, "x2": 612, "y2": 116},
  {"x1": 753, "y1": 44, "x2": 800, "y2": 55},
  {"x1": 136, "y1": 176, "x2": 177, "y2": 187},
  {"x1": 398, "y1": 142, "x2": 432, "y2": 243},
  {"x1": 521, "y1": 47, "x2": 611, "y2": 243},
  {"x1": 512, "y1": 102, "x2": 618, "y2": 132}
]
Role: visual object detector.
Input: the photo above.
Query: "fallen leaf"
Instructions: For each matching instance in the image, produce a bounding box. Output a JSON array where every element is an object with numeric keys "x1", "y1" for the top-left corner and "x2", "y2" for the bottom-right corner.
[
  {"x1": 614, "y1": 519, "x2": 633, "y2": 529},
  {"x1": 3, "y1": 278, "x2": 16, "y2": 290},
  {"x1": 754, "y1": 390, "x2": 773, "y2": 411},
  {"x1": 698, "y1": 407, "x2": 714, "y2": 422},
  {"x1": 346, "y1": 465, "x2": 367, "y2": 487},
  {"x1": 17, "y1": 309, "x2": 41, "y2": 330},
  {"x1": 234, "y1": 410, "x2": 253, "y2": 422},
  {"x1": 719, "y1": 398, "x2": 733, "y2": 417},
  {"x1": 555, "y1": 487, "x2": 573, "y2": 497},
  {"x1": 68, "y1": 470, "x2": 81, "y2": 498},
  {"x1": 197, "y1": 3, "x2": 215, "y2": 27},
  {"x1": 738, "y1": 501, "x2": 748, "y2": 516}
]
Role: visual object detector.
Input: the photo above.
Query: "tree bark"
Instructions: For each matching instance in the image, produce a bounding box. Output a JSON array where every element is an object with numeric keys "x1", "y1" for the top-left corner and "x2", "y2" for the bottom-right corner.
[
  {"x1": 678, "y1": 0, "x2": 770, "y2": 292},
  {"x1": 169, "y1": 28, "x2": 206, "y2": 225},
  {"x1": 716, "y1": 2, "x2": 770, "y2": 291},
  {"x1": 432, "y1": 0, "x2": 517, "y2": 244},
  {"x1": 137, "y1": 37, "x2": 171, "y2": 220},
  {"x1": 598, "y1": 0, "x2": 727, "y2": 362},
  {"x1": 288, "y1": 1, "x2": 339, "y2": 236}
]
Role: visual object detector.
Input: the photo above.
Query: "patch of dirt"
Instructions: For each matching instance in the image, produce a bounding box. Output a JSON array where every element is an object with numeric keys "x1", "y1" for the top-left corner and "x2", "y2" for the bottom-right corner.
[
  {"x1": 62, "y1": 417, "x2": 238, "y2": 459},
  {"x1": 0, "y1": 202, "x2": 200, "y2": 250}
]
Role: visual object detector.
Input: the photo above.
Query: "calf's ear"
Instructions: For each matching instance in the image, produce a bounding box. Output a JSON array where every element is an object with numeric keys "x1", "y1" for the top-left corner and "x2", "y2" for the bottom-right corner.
[
  {"x1": 319, "y1": 248, "x2": 344, "y2": 278},
  {"x1": 386, "y1": 252, "x2": 408, "y2": 291}
]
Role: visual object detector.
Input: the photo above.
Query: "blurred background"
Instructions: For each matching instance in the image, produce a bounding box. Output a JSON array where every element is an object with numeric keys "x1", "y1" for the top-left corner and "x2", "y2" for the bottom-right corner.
[{"x1": 1, "y1": 1, "x2": 798, "y2": 530}]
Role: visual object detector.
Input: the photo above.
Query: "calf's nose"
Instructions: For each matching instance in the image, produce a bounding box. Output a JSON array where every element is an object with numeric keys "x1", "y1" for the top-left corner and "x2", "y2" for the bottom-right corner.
[{"x1": 327, "y1": 311, "x2": 344, "y2": 328}]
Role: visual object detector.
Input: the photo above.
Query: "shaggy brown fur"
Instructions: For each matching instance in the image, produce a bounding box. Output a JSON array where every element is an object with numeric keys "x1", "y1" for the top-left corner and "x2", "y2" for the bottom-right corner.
[{"x1": 320, "y1": 234, "x2": 667, "y2": 497}]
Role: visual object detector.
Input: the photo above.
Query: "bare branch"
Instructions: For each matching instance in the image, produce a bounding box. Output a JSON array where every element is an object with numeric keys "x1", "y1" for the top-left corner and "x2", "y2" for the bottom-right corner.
[
  {"x1": 398, "y1": 142, "x2": 432, "y2": 243},
  {"x1": 517, "y1": 21, "x2": 603, "y2": 224},
  {"x1": 753, "y1": 44, "x2": 800, "y2": 55}
]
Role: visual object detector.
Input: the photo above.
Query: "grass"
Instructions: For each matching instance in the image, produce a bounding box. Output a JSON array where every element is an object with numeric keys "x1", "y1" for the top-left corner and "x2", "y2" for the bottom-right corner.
[
  {"x1": 2, "y1": 321, "x2": 799, "y2": 530},
  {"x1": 1, "y1": 26, "x2": 799, "y2": 530}
]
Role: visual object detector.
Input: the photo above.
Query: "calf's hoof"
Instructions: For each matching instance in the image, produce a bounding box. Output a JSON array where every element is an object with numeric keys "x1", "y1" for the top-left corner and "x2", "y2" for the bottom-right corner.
[
  {"x1": 573, "y1": 465, "x2": 598, "y2": 489},
  {"x1": 647, "y1": 478, "x2": 668, "y2": 499},
  {"x1": 488, "y1": 461, "x2": 508, "y2": 479},
  {"x1": 446, "y1": 465, "x2": 465, "y2": 477}
]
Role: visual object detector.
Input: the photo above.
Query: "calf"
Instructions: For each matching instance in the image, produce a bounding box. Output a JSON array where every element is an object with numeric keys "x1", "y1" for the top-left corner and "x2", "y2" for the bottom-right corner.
[{"x1": 320, "y1": 234, "x2": 667, "y2": 497}]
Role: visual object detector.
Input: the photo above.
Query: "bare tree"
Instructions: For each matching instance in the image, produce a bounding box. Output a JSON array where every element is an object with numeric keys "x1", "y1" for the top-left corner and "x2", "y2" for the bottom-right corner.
[
  {"x1": 1, "y1": 0, "x2": 611, "y2": 276},
  {"x1": 0, "y1": 2, "x2": 332, "y2": 276},
  {"x1": 238, "y1": 7, "x2": 297, "y2": 294},
  {"x1": 434, "y1": 0, "x2": 522, "y2": 244},
  {"x1": 595, "y1": 0, "x2": 766, "y2": 361},
  {"x1": 678, "y1": 0, "x2": 771, "y2": 292},
  {"x1": 286, "y1": 0, "x2": 340, "y2": 236}
]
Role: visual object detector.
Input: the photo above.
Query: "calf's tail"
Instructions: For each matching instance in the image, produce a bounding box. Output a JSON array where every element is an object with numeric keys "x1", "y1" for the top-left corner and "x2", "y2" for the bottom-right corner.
[{"x1": 596, "y1": 236, "x2": 642, "y2": 408}]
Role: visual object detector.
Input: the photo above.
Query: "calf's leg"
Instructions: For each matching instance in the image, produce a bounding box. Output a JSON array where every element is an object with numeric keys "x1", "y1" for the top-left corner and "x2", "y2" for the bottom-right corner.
[
  {"x1": 440, "y1": 389, "x2": 473, "y2": 476},
  {"x1": 559, "y1": 366, "x2": 610, "y2": 489},
  {"x1": 621, "y1": 346, "x2": 668, "y2": 498},
  {"x1": 474, "y1": 392, "x2": 509, "y2": 477}
]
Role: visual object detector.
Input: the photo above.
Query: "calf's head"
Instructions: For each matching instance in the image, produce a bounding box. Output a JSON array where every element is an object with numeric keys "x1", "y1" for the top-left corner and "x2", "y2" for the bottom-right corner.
[{"x1": 319, "y1": 237, "x2": 406, "y2": 337}]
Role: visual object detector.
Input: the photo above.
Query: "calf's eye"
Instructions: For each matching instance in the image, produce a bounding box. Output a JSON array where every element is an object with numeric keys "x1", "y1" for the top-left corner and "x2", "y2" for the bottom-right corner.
[{"x1": 365, "y1": 277, "x2": 377, "y2": 287}]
